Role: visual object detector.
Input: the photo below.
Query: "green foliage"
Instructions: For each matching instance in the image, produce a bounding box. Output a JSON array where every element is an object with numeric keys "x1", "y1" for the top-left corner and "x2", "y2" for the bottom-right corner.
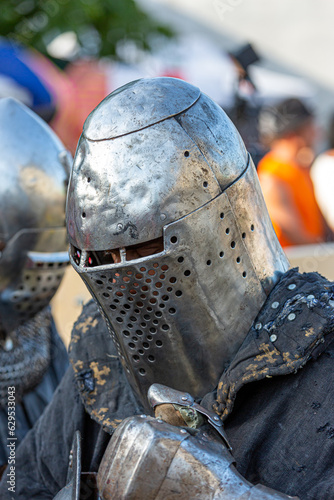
[{"x1": 0, "y1": 0, "x2": 172, "y2": 58}]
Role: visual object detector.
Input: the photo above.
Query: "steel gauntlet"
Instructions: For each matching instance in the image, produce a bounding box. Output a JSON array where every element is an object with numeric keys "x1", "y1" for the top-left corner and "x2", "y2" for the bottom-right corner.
[
  {"x1": 55, "y1": 384, "x2": 298, "y2": 499},
  {"x1": 97, "y1": 415, "x2": 296, "y2": 500}
]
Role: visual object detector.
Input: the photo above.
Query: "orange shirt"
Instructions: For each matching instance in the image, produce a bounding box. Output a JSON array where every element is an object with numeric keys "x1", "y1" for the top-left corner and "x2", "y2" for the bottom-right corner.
[{"x1": 257, "y1": 152, "x2": 325, "y2": 247}]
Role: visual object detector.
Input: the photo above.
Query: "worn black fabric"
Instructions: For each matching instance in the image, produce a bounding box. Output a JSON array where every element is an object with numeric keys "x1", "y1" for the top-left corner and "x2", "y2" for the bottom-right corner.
[
  {"x1": 0, "y1": 305, "x2": 141, "y2": 499},
  {"x1": 0, "y1": 319, "x2": 68, "y2": 466},
  {"x1": 0, "y1": 368, "x2": 139, "y2": 499},
  {"x1": 1, "y1": 271, "x2": 333, "y2": 499},
  {"x1": 224, "y1": 341, "x2": 334, "y2": 499},
  {"x1": 0, "y1": 368, "x2": 110, "y2": 499},
  {"x1": 202, "y1": 268, "x2": 334, "y2": 419},
  {"x1": 69, "y1": 300, "x2": 144, "y2": 433}
]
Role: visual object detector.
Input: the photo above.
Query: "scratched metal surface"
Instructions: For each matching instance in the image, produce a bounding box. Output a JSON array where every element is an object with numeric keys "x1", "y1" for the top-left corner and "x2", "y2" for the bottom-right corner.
[
  {"x1": 67, "y1": 78, "x2": 288, "y2": 408},
  {"x1": 0, "y1": 98, "x2": 70, "y2": 333}
]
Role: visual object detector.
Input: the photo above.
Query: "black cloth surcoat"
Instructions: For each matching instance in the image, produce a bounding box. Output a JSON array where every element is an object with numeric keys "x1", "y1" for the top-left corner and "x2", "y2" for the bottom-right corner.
[{"x1": 1, "y1": 269, "x2": 333, "y2": 499}]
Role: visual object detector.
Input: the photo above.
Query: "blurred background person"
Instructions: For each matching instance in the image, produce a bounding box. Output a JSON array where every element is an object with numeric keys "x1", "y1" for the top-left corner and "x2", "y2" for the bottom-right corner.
[
  {"x1": 0, "y1": 0, "x2": 172, "y2": 154},
  {"x1": 311, "y1": 113, "x2": 334, "y2": 233},
  {"x1": 0, "y1": 98, "x2": 70, "y2": 475},
  {"x1": 257, "y1": 97, "x2": 331, "y2": 247},
  {"x1": 0, "y1": 1, "x2": 316, "y2": 157},
  {"x1": 0, "y1": 39, "x2": 57, "y2": 122},
  {"x1": 227, "y1": 42, "x2": 267, "y2": 166},
  {"x1": 0, "y1": 38, "x2": 78, "y2": 153}
]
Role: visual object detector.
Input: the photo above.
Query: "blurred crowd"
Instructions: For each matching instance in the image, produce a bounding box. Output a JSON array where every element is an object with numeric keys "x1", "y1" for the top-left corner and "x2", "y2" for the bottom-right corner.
[{"x1": 1, "y1": 36, "x2": 334, "y2": 250}]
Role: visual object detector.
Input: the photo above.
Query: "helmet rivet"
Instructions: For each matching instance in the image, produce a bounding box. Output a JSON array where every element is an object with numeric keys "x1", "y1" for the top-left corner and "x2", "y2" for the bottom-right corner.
[
  {"x1": 117, "y1": 223, "x2": 123, "y2": 230},
  {"x1": 160, "y1": 213, "x2": 166, "y2": 221},
  {"x1": 181, "y1": 396, "x2": 188, "y2": 401},
  {"x1": 4, "y1": 338, "x2": 13, "y2": 351},
  {"x1": 255, "y1": 322, "x2": 262, "y2": 330},
  {"x1": 180, "y1": 429, "x2": 187, "y2": 434},
  {"x1": 288, "y1": 284, "x2": 296, "y2": 290},
  {"x1": 213, "y1": 416, "x2": 219, "y2": 421},
  {"x1": 271, "y1": 301, "x2": 279, "y2": 309},
  {"x1": 270, "y1": 334, "x2": 277, "y2": 342},
  {"x1": 288, "y1": 313, "x2": 296, "y2": 321}
]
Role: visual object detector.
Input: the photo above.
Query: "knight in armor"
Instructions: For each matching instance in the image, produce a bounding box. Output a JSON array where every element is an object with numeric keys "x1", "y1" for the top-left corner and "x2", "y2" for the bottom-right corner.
[
  {"x1": 1, "y1": 79, "x2": 333, "y2": 499},
  {"x1": 0, "y1": 98, "x2": 69, "y2": 474}
]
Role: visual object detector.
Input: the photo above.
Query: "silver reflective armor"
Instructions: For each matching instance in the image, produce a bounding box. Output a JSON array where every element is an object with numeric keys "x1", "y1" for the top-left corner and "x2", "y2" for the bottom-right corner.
[
  {"x1": 97, "y1": 416, "x2": 297, "y2": 500},
  {"x1": 66, "y1": 77, "x2": 289, "y2": 409},
  {"x1": 55, "y1": 420, "x2": 297, "y2": 500},
  {"x1": 0, "y1": 98, "x2": 70, "y2": 335}
]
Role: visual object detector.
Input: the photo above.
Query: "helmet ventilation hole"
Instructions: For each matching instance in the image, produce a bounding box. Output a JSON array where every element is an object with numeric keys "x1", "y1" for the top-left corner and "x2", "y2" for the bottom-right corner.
[{"x1": 87, "y1": 261, "x2": 178, "y2": 379}]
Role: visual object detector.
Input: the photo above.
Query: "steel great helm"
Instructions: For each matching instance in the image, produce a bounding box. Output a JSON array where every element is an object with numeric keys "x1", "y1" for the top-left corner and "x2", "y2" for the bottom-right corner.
[
  {"x1": 67, "y1": 77, "x2": 289, "y2": 409},
  {"x1": 0, "y1": 98, "x2": 70, "y2": 336}
]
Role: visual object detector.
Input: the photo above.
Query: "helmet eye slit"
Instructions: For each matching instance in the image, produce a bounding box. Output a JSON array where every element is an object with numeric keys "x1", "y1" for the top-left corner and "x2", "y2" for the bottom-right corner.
[{"x1": 77, "y1": 237, "x2": 164, "y2": 267}]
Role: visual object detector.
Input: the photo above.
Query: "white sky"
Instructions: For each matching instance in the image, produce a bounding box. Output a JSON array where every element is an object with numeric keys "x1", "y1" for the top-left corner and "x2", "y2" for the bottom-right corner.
[{"x1": 140, "y1": 0, "x2": 334, "y2": 91}]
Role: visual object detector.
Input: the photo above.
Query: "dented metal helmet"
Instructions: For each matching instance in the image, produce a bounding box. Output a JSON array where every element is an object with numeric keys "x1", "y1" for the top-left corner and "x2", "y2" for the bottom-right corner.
[
  {"x1": 67, "y1": 77, "x2": 289, "y2": 409},
  {"x1": 0, "y1": 98, "x2": 70, "y2": 335}
]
